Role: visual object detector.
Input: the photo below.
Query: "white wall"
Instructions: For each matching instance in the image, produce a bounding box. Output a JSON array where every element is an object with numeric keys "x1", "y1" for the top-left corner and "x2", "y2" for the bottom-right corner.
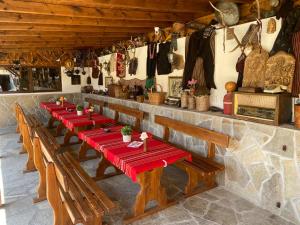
[
  {"x1": 61, "y1": 67, "x2": 91, "y2": 93},
  {"x1": 76, "y1": 17, "x2": 281, "y2": 108}
]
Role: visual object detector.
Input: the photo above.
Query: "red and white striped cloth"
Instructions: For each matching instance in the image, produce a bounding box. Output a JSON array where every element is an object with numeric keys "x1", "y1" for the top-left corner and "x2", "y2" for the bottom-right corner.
[
  {"x1": 292, "y1": 31, "x2": 300, "y2": 97},
  {"x1": 102, "y1": 138, "x2": 192, "y2": 182},
  {"x1": 40, "y1": 102, "x2": 76, "y2": 113},
  {"x1": 52, "y1": 110, "x2": 76, "y2": 120},
  {"x1": 61, "y1": 113, "x2": 114, "y2": 131}
]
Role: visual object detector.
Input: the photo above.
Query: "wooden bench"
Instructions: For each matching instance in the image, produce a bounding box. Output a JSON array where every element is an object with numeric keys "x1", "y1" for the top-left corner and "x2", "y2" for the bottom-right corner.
[
  {"x1": 16, "y1": 103, "x2": 43, "y2": 173},
  {"x1": 33, "y1": 126, "x2": 61, "y2": 203},
  {"x1": 154, "y1": 115, "x2": 230, "y2": 196},
  {"x1": 36, "y1": 127, "x2": 116, "y2": 225},
  {"x1": 108, "y1": 103, "x2": 144, "y2": 131}
]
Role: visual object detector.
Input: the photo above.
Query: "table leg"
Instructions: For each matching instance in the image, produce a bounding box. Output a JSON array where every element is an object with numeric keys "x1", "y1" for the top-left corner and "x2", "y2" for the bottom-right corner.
[
  {"x1": 55, "y1": 122, "x2": 64, "y2": 137},
  {"x1": 78, "y1": 142, "x2": 101, "y2": 162},
  {"x1": 63, "y1": 130, "x2": 75, "y2": 146},
  {"x1": 47, "y1": 116, "x2": 55, "y2": 129},
  {"x1": 94, "y1": 156, "x2": 122, "y2": 181},
  {"x1": 124, "y1": 168, "x2": 172, "y2": 224}
]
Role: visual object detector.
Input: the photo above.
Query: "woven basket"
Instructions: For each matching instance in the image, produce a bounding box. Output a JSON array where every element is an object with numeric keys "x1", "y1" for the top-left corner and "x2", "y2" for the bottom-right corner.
[
  {"x1": 181, "y1": 92, "x2": 189, "y2": 108},
  {"x1": 148, "y1": 84, "x2": 166, "y2": 105},
  {"x1": 196, "y1": 95, "x2": 210, "y2": 112},
  {"x1": 188, "y1": 96, "x2": 195, "y2": 110}
]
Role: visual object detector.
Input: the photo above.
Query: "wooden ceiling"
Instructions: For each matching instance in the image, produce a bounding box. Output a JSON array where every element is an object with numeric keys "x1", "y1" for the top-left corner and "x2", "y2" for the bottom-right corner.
[{"x1": 0, "y1": 0, "x2": 254, "y2": 51}]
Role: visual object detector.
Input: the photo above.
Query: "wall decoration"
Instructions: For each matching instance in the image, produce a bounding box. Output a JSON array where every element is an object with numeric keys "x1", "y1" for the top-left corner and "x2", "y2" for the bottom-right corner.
[
  {"x1": 105, "y1": 77, "x2": 113, "y2": 88},
  {"x1": 168, "y1": 76, "x2": 183, "y2": 98}
]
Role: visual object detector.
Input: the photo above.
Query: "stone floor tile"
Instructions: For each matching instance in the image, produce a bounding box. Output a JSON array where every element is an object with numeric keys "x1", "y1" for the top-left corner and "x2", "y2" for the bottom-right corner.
[{"x1": 204, "y1": 203, "x2": 238, "y2": 225}]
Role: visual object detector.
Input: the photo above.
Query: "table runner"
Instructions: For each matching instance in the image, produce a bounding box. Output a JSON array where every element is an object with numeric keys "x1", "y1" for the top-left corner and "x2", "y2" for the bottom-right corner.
[
  {"x1": 78, "y1": 126, "x2": 140, "y2": 148},
  {"x1": 40, "y1": 102, "x2": 75, "y2": 113},
  {"x1": 52, "y1": 110, "x2": 76, "y2": 120},
  {"x1": 102, "y1": 138, "x2": 192, "y2": 182},
  {"x1": 61, "y1": 114, "x2": 115, "y2": 131}
]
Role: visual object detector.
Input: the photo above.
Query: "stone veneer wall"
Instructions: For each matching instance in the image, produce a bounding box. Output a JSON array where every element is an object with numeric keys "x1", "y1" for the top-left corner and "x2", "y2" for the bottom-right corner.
[
  {"x1": 83, "y1": 94, "x2": 300, "y2": 225},
  {"x1": 0, "y1": 92, "x2": 82, "y2": 128},
  {"x1": 0, "y1": 92, "x2": 299, "y2": 224}
]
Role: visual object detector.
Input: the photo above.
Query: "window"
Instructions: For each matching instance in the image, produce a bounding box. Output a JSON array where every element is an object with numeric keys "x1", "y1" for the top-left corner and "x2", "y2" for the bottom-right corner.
[{"x1": 0, "y1": 67, "x2": 62, "y2": 93}]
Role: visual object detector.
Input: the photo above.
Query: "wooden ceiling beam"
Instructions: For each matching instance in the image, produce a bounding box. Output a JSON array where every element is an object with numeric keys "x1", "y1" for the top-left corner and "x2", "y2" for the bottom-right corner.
[
  {"x1": 0, "y1": 12, "x2": 172, "y2": 27},
  {"x1": 0, "y1": 36, "x2": 131, "y2": 41},
  {"x1": 0, "y1": 31, "x2": 147, "y2": 36},
  {"x1": 0, "y1": 0, "x2": 203, "y2": 22},
  {"x1": 0, "y1": 23, "x2": 153, "y2": 32},
  {"x1": 14, "y1": 0, "x2": 221, "y2": 13}
]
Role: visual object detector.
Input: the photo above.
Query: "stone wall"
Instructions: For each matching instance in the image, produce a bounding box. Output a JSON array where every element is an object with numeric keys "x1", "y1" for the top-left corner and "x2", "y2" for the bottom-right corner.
[
  {"x1": 83, "y1": 94, "x2": 300, "y2": 225},
  {"x1": 0, "y1": 92, "x2": 82, "y2": 128}
]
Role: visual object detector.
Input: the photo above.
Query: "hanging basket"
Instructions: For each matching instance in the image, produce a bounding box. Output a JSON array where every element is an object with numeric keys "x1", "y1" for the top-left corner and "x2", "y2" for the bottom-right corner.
[
  {"x1": 148, "y1": 84, "x2": 166, "y2": 105},
  {"x1": 195, "y1": 95, "x2": 210, "y2": 112}
]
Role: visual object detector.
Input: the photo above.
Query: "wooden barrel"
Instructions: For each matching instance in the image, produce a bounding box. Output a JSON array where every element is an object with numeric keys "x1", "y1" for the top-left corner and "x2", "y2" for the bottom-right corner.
[{"x1": 295, "y1": 104, "x2": 300, "y2": 128}]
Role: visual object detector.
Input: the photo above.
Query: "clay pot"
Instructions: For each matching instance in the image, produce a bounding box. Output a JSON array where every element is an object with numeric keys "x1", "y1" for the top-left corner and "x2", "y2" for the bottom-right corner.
[{"x1": 225, "y1": 81, "x2": 237, "y2": 92}]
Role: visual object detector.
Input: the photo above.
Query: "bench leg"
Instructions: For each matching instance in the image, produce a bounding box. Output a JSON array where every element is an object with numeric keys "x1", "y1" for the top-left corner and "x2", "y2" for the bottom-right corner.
[
  {"x1": 16, "y1": 124, "x2": 20, "y2": 133},
  {"x1": 184, "y1": 169, "x2": 217, "y2": 196},
  {"x1": 23, "y1": 135, "x2": 36, "y2": 173},
  {"x1": 94, "y1": 156, "x2": 122, "y2": 180},
  {"x1": 18, "y1": 134, "x2": 23, "y2": 143},
  {"x1": 33, "y1": 138, "x2": 47, "y2": 203},
  {"x1": 19, "y1": 144, "x2": 27, "y2": 154},
  {"x1": 46, "y1": 163, "x2": 64, "y2": 225}
]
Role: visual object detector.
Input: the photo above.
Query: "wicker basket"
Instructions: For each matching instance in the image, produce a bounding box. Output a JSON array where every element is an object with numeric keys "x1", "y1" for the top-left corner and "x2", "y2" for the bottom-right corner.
[
  {"x1": 196, "y1": 95, "x2": 210, "y2": 112},
  {"x1": 181, "y1": 92, "x2": 189, "y2": 108},
  {"x1": 188, "y1": 96, "x2": 195, "y2": 110},
  {"x1": 148, "y1": 84, "x2": 166, "y2": 105}
]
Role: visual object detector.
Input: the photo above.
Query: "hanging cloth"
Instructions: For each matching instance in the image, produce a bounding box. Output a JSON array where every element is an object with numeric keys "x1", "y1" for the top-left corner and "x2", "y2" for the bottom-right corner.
[
  {"x1": 157, "y1": 42, "x2": 172, "y2": 75},
  {"x1": 146, "y1": 42, "x2": 157, "y2": 78},
  {"x1": 128, "y1": 57, "x2": 138, "y2": 76},
  {"x1": 116, "y1": 53, "x2": 126, "y2": 78},
  {"x1": 291, "y1": 31, "x2": 300, "y2": 97},
  {"x1": 236, "y1": 53, "x2": 247, "y2": 90}
]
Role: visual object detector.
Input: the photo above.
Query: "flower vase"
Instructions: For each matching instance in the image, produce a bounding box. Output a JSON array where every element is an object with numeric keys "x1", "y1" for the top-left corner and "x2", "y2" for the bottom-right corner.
[{"x1": 77, "y1": 111, "x2": 83, "y2": 116}]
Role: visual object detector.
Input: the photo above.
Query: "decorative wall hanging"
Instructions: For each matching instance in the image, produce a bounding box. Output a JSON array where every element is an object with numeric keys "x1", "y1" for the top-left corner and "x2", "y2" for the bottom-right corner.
[
  {"x1": 71, "y1": 75, "x2": 81, "y2": 85},
  {"x1": 91, "y1": 60, "x2": 99, "y2": 79},
  {"x1": 110, "y1": 53, "x2": 116, "y2": 72},
  {"x1": 168, "y1": 76, "x2": 183, "y2": 98},
  {"x1": 146, "y1": 43, "x2": 157, "y2": 78},
  {"x1": 264, "y1": 51, "x2": 295, "y2": 93},
  {"x1": 116, "y1": 53, "x2": 126, "y2": 78},
  {"x1": 64, "y1": 59, "x2": 74, "y2": 71},
  {"x1": 243, "y1": 48, "x2": 269, "y2": 89}
]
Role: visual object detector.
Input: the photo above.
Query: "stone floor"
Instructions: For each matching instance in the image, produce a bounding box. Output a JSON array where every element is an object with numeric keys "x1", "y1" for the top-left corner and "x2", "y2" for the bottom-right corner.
[{"x1": 0, "y1": 126, "x2": 297, "y2": 225}]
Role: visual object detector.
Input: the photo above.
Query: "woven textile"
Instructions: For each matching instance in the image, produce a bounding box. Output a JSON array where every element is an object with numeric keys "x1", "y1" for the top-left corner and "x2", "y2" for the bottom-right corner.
[
  {"x1": 61, "y1": 114, "x2": 114, "y2": 131},
  {"x1": 52, "y1": 110, "x2": 76, "y2": 120},
  {"x1": 40, "y1": 102, "x2": 75, "y2": 113}
]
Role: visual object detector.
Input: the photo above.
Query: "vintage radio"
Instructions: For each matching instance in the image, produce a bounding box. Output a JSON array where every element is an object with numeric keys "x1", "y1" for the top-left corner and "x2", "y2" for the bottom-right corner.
[{"x1": 233, "y1": 92, "x2": 292, "y2": 126}]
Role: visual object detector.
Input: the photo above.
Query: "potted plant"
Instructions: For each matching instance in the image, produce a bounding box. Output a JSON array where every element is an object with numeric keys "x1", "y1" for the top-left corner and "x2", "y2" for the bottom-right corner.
[
  {"x1": 121, "y1": 125, "x2": 132, "y2": 143},
  {"x1": 56, "y1": 98, "x2": 61, "y2": 105},
  {"x1": 76, "y1": 105, "x2": 84, "y2": 116}
]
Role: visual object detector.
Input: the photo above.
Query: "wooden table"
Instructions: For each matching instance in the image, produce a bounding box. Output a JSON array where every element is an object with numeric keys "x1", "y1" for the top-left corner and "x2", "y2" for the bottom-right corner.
[
  {"x1": 40, "y1": 102, "x2": 76, "y2": 128},
  {"x1": 78, "y1": 129, "x2": 192, "y2": 223}
]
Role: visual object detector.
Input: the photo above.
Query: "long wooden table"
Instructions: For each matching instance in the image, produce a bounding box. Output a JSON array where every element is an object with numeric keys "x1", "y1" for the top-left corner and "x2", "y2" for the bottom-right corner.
[{"x1": 78, "y1": 128, "x2": 192, "y2": 223}]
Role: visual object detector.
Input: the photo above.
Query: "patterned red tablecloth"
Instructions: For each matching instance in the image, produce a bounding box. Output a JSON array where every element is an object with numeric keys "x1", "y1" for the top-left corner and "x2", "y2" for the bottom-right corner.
[
  {"x1": 61, "y1": 113, "x2": 115, "y2": 131},
  {"x1": 103, "y1": 138, "x2": 191, "y2": 182},
  {"x1": 40, "y1": 102, "x2": 76, "y2": 113},
  {"x1": 78, "y1": 126, "x2": 139, "y2": 147},
  {"x1": 52, "y1": 109, "x2": 76, "y2": 120},
  {"x1": 78, "y1": 128, "x2": 192, "y2": 182}
]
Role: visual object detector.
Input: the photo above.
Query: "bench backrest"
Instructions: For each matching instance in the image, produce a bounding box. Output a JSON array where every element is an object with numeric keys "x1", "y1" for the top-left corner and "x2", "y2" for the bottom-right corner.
[
  {"x1": 35, "y1": 126, "x2": 115, "y2": 224},
  {"x1": 155, "y1": 115, "x2": 230, "y2": 159},
  {"x1": 85, "y1": 98, "x2": 105, "y2": 115},
  {"x1": 108, "y1": 103, "x2": 144, "y2": 131}
]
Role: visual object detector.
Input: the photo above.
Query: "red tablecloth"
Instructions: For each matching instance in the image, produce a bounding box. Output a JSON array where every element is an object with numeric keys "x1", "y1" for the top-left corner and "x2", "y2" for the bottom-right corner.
[
  {"x1": 40, "y1": 102, "x2": 75, "y2": 113},
  {"x1": 61, "y1": 113, "x2": 115, "y2": 131},
  {"x1": 102, "y1": 138, "x2": 192, "y2": 182},
  {"x1": 52, "y1": 110, "x2": 76, "y2": 120},
  {"x1": 78, "y1": 128, "x2": 192, "y2": 182},
  {"x1": 78, "y1": 126, "x2": 140, "y2": 147}
]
